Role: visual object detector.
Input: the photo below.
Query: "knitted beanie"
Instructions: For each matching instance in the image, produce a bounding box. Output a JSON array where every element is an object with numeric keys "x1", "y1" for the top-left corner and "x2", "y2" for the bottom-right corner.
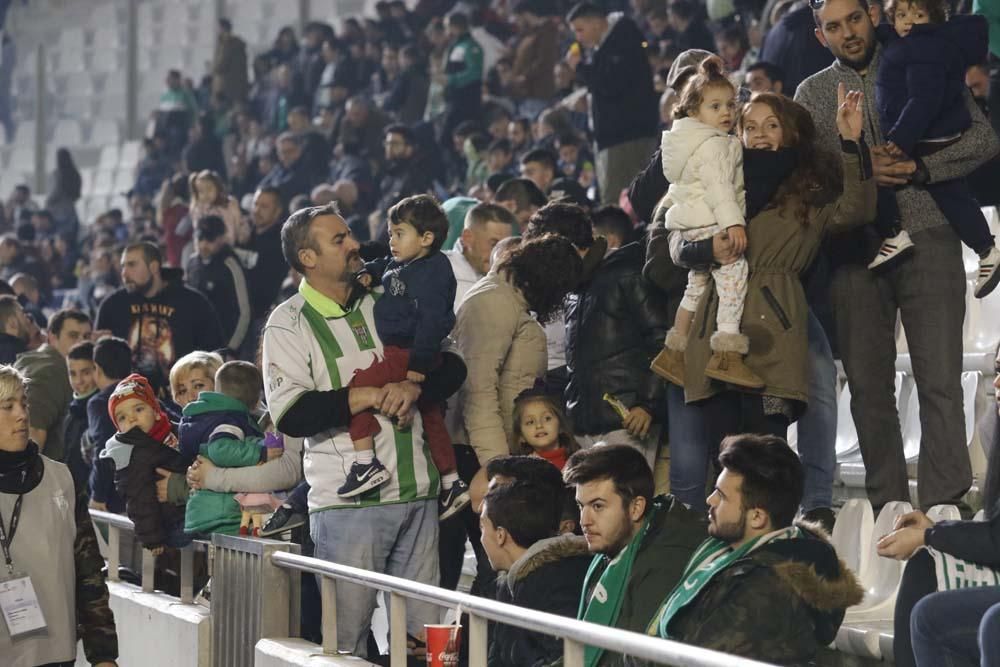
[{"x1": 108, "y1": 373, "x2": 173, "y2": 444}]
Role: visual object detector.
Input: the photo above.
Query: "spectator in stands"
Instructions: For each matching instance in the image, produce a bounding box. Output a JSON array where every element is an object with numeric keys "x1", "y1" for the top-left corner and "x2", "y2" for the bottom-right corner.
[
  {"x1": 133, "y1": 135, "x2": 174, "y2": 200},
  {"x1": 373, "y1": 124, "x2": 433, "y2": 239},
  {"x1": 442, "y1": 12, "x2": 484, "y2": 145},
  {"x1": 519, "y1": 148, "x2": 558, "y2": 194},
  {"x1": 0, "y1": 29, "x2": 13, "y2": 142},
  {"x1": 446, "y1": 202, "x2": 516, "y2": 303},
  {"x1": 264, "y1": 64, "x2": 309, "y2": 134},
  {"x1": 11, "y1": 272, "x2": 46, "y2": 328},
  {"x1": 3, "y1": 184, "x2": 37, "y2": 231},
  {"x1": 798, "y1": 0, "x2": 999, "y2": 513},
  {"x1": 493, "y1": 177, "x2": 546, "y2": 229},
  {"x1": 333, "y1": 95, "x2": 391, "y2": 174},
  {"x1": 88, "y1": 336, "x2": 131, "y2": 514},
  {"x1": 14, "y1": 308, "x2": 90, "y2": 462},
  {"x1": 714, "y1": 23, "x2": 752, "y2": 74},
  {"x1": 0, "y1": 234, "x2": 48, "y2": 289},
  {"x1": 455, "y1": 235, "x2": 582, "y2": 488},
  {"x1": 158, "y1": 69, "x2": 199, "y2": 155},
  {"x1": 744, "y1": 61, "x2": 785, "y2": 94},
  {"x1": 76, "y1": 248, "x2": 120, "y2": 318},
  {"x1": 0, "y1": 294, "x2": 31, "y2": 363},
  {"x1": 46, "y1": 147, "x2": 81, "y2": 243},
  {"x1": 298, "y1": 22, "x2": 335, "y2": 101},
  {"x1": 315, "y1": 38, "x2": 358, "y2": 113},
  {"x1": 65, "y1": 340, "x2": 97, "y2": 492},
  {"x1": 0, "y1": 365, "x2": 119, "y2": 667},
  {"x1": 591, "y1": 204, "x2": 633, "y2": 250},
  {"x1": 267, "y1": 26, "x2": 300, "y2": 70},
  {"x1": 185, "y1": 216, "x2": 252, "y2": 354},
  {"x1": 481, "y1": 481, "x2": 592, "y2": 667},
  {"x1": 157, "y1": 174, "x2": 191, "y2": 268},
  {"x1": 286, "y1": 106, "x2": 331, "y2": 177},
  {"x1": 243, "y1": 187, "x2": 287, "y2": 347},
  {"x1": 668, "y1": 0, "x2": 715, "y2": 55},
  {"x1": 509, "y1": 0, "x2": 560, "y2": 119},
  {"x1": 566, "y1": 2, "x2": 660, "y2": 205},
  {"x1": 381, "y1": 44, "x2": 430, "y2": 124},
  {"x1": 562, "y1": 444, "x2": 705, "y2": 666},
  {"x1": 507, "y1": 117, "x2": 532, "y2": 163},
  {"x1": 183, "y1": 113, "x2": 228, "y2": 178},
  {"x1": 261, "y1": 203, "x2": 467, "y2": 658},
  {"x1": 212, "y1": 18, "x2": 249, "y2": 104},
  {"x1": 95, "y1": 242, "x2": 224, "y2": 396},
  {"x1": 188, "y1": 169, "x2": 247, "y2": 247},
  {"x1": 259, "y1": 132, "x2": 315, "y2": 205},
  {"x1": 759, "y1": 0, "x2": 834, "y2": 94},
  {"x1": 649, "y1": 435, "x2": 862, "y2": 662}
]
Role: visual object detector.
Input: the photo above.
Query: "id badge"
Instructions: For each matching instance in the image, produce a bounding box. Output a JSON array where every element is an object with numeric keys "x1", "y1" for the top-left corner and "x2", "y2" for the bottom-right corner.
[{"x1": 0, "y1": 573, "x2": 47, "y2": 638}]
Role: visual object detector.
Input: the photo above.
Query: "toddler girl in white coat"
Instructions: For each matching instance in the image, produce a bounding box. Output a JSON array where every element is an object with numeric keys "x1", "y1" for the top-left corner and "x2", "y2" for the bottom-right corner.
[{"x1": 650, "y1": 59, "x2": 764, "y2": 390}]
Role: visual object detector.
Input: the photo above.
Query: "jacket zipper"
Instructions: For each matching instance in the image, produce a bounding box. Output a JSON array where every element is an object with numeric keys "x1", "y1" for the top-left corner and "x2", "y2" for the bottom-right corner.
[{"x1": 761, "y1": 286, "x2": 792, "y2": 330}]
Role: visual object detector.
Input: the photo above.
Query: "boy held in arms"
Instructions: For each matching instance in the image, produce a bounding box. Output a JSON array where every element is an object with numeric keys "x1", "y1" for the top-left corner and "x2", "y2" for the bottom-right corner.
[
  {"x1": 348, "y1": 194, "x2": 470, "y2": 520},
  {"x1": 99, "y1": 374, "x2": 189, "y2": 554},
  {"x1": 182, "y1": 361, "x2": 284, "y2": 537},
  {"x1": 869, "y1": 0, "x2": 1000, "y2": 298}
]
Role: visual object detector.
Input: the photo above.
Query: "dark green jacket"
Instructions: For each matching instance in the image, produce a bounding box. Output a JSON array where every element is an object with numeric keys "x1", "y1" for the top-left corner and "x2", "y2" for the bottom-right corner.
[
  {"x1": 586, "y1": 495, "x2": 707, "y2": 667},
  {"x1": 665, "y1": 521, "x2": 864, "y2": 666}
]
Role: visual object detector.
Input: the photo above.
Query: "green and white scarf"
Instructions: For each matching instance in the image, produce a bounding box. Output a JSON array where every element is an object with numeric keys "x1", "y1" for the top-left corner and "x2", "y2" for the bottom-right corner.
[
  {"x1": 577, "y1": 508, "x2": 656, "y2": 667},
  {"x1": 648, "y1": 525, "x2": 802, "y2": 639}
]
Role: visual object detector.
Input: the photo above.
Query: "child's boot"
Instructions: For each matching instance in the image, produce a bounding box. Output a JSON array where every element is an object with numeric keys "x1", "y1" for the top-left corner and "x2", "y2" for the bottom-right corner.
[
  {"x1": 868, "y1": 230, "x2": 914, "y2": 271},
  {"x1": 975, "y1": 246, "x2": 1000, "y2": 298},
  {"x1": 650, "y1": 328, "x2": 687, "y2": 386},
  {"x1": 704, "y1": 332, "x2": 765, "y2": 389}
]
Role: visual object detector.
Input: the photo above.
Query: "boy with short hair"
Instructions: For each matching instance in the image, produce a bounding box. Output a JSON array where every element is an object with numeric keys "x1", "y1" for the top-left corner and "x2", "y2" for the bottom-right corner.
[
  {"x1": 65, "y1": 340, "x2": 97, "y2": 492},
  {"x1": 870, "y1": 0, "x2": 1000, "y2": 297},
  {"x1": 99, "y1": 373, "x2": 189, "y2": 554},
  {"x1": 88, "y1": 336, "x2": 132, "y2": 513},
  {"x1": 347, "y1": 194, "x2": 470, "y2": 519},
  {"x1": 182, "y1": 361, "x2": 285, "y2": 537}
]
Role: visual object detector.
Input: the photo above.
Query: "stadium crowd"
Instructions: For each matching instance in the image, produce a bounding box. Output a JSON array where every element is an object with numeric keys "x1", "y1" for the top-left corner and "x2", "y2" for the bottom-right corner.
[{"x1": 2, "y1": 0, "x2": 1000, "y2": 665}]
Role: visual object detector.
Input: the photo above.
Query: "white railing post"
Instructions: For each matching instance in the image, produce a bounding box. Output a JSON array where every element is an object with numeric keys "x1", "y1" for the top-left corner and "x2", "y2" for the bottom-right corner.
[
  {"x1": 468, "y1": 612, "x2": 488, "y2": 666},
  {"x1": 389, "y1": 592, "x2": 407, "y2": 667},
  {"x1": 125, "y1": 0, "x2": 138, "y2": 140},
  {"x1": 107, "y1": 524, "x2": 120, "y2": 582},
  {"x1": 320, "y1": 576, "x2": 338, "y2": 655},
  {"x1": 141, "y1": 548, "x2": 156, "y2": 593},
  {"x1": 563, "y1": 638, "x2": 585, "y2": 667}
]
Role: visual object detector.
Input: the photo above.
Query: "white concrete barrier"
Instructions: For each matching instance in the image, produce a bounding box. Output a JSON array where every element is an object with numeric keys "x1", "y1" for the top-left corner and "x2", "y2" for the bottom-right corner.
[
  {"x1": 76, "y1": 581, "x2": 211, "y2": 666},
  {"x1": 255, "y1": 638, "x2": 378, "y2": 666}
]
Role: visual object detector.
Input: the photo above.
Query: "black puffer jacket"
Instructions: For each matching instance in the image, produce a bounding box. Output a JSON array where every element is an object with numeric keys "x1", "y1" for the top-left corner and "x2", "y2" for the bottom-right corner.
[{"x1": 564, "y1": 241, "x2": 670, "y2": 435}]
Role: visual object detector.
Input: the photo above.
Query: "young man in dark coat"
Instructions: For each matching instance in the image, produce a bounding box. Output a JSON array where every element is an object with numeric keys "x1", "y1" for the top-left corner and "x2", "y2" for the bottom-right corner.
[{"x1": 480, "y1": 481, "x2": 593, "y2": 667}]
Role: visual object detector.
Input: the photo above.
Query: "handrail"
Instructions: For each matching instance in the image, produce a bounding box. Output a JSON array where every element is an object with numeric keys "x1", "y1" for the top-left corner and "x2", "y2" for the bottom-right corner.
[{"x1": 271, "y1": 550, "x2": 777, "y2": 667}]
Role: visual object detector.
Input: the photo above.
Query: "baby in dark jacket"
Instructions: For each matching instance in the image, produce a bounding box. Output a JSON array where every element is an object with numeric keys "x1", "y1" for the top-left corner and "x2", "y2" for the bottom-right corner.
[
  {"x1": 871, "y1": 0, "x2": 999, "y2": 298},
  {"x1": 346, "y1": 194, "x2": 470, "y2": 520},
  {"x1": 99, "y1": 373, "x2": 188, "y2": 554}
]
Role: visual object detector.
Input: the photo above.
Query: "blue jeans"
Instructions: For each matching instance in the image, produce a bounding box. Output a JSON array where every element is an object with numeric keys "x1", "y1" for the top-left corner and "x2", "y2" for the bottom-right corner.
[
  {"x1": 666, "y1": 383, "x2": 713, "y2": 511},
  {"x1": 797, "y1": 309, "x2": 838, "y2": 511},
  {"x1": 311, "y1": 500, "x2": 440, "y2": 657},
  {"x1": 911, "y1": 586, "x2": 1000, "y2": 667}
]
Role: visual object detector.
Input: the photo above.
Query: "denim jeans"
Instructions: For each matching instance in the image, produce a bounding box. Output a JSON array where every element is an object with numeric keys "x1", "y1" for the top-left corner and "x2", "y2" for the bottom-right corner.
[
  {"x1": 311, "y1": 500, "x2": 440, "y2": 657},
  {"x1": 797, "y1": 309, "x2": 838, "y2": 512},
  {"x1": 665, "y1": 383, "x2": 712, "y2": 511},
  {"x1": 911, "y1": 586, "x2": 1000, "y2": 667}
]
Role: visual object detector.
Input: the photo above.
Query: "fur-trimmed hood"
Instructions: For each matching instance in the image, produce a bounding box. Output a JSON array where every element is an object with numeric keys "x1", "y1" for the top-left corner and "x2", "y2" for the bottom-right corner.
[{"x1": 501, "y1": 534, "x2": 592, "y2": 591}]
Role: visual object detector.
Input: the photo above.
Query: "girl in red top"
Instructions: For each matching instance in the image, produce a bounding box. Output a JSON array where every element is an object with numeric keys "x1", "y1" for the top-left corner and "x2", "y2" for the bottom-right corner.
[{"x1": 509, "y1": 389, "x2": 579, "y2": 471}]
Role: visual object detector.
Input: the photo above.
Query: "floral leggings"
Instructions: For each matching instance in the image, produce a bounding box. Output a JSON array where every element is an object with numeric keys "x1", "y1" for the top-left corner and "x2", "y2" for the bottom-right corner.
[{"x1": 671, "y1": 225, "x2": 748, "y2": 335}]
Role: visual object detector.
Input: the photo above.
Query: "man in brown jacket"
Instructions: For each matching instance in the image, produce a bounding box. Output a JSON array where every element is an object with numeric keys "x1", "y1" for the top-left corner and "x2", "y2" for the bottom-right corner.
[
  {"x1": 212, "y1": 19, "x2": 249, "y2": 104},
  {"x1": 510, "y1": 0, "x2": 560, "y2": 118}
]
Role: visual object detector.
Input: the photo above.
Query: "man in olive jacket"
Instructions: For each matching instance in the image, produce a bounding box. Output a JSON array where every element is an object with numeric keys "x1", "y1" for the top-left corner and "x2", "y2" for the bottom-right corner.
[{"x1": 563, "y1": 445, "x2": 706, "y2": 667}]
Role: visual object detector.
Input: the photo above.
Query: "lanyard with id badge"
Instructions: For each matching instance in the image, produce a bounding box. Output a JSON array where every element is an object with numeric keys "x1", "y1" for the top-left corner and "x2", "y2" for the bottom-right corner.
[{"x1": 0, "y1": 494, "x2": 47, "y2": 639}]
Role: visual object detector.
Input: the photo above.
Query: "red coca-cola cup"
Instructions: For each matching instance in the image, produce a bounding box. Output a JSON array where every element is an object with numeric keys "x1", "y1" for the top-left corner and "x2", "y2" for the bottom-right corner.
[{"x1": 424, "y1": 624, "x2": 461, "y2": 666}]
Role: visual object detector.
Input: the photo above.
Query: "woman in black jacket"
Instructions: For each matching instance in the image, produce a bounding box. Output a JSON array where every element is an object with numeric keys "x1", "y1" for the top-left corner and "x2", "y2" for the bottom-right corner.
[
  {"x1": 878, "y1": 345, "x2": 1000, "y2": 667},
  {"x1": 46, "y1": 147, "x2": 82, "y2": 243}
]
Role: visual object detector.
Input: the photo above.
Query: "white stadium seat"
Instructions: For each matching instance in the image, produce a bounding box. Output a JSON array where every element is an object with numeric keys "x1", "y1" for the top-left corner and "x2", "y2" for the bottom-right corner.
[
  {"x1": 119, "y1": 141, "x2": 141, "y2": 168},
  {"x1": 97, "y1": 144, "x2": 120, "y2": 169},
  {"x1": 90, "y1": 120, "x2": 121, "y2": 147},
  {"x1": 52, "y1": 119, "x2": 83, "y2": 147},
  {"x1": 91, "y1": 168, "x2": 115, "y2": 197}
]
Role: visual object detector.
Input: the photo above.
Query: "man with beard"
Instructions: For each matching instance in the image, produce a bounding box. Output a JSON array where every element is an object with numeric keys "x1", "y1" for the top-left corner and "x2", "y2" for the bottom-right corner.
[
  {"x1": 796, "y1": 0, "x2": 1000, "y2": 514},
  {"x1": 0, "y1": 294, "x2": 34, "y2": 363},
  {"x1": 371, "y1": 124, "x2": 432, "y2": 242},
  {"x1": 647, "y1": 434, "x2": 863, "y2": 663},
  {"x1": 562, "y1": 444, "x2": 705, "y2": 667},
  {"x1": 95, "y1": 243, "x2": 223, "y2": 397}
]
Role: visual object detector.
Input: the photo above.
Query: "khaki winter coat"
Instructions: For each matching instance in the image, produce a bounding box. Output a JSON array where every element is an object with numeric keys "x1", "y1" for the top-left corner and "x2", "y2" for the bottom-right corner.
[
  {"x1": 684, "y1": 147, "x2": 876, "y2": 409},
  {"x1": 454, "y1": 269, "x2": 547, "y2": 464}
]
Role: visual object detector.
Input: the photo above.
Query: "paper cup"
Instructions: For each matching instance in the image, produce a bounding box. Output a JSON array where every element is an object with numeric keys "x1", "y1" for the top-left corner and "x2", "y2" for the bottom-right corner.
[{"x1": 424, "y1": 624, "x2": 461, "y2": 666}]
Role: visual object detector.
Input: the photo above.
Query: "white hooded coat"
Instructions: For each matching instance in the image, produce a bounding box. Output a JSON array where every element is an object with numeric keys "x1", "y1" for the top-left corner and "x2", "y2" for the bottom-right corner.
[{"x1": 661, "y1": 117, "x2": 746, "y2": 234}]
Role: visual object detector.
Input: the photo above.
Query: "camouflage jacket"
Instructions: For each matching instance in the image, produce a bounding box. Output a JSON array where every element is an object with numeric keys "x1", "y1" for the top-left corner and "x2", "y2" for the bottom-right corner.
[
  {"x1": 658, "y1": 521, "x2": 864, "y2": 666},
  {"x1": 74, "y1": 484, "x2": 120, "y2": 664}
]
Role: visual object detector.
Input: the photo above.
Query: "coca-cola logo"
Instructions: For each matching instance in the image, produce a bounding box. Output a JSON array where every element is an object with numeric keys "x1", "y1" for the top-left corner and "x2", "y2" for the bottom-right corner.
[{"x1": 427, "y1": 649, "x2": 459, "y2": 665}]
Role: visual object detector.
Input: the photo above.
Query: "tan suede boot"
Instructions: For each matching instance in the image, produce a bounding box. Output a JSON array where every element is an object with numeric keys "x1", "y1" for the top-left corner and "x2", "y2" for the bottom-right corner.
[
  {"x1": 650, "y1": 328, "x2": 687, "y2": 386},
  {"x1": 704, "y1": 331, "x2": 765, "y2": 389}
]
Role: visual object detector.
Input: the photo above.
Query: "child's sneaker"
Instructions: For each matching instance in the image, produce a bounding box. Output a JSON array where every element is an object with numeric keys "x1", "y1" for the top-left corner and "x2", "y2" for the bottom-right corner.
[
  {"x1": 439, "y1": 479, "x2": 471, "y2": 521},
  {"x1": 259, "y1": 504, "x2": 307, "y2": 538},
  {"x1": 868, "y1": 230, "x2": 914, "y2": 271},
  {"x1": 337, "y1": 458, "x2": 391, "y2": 498},
  {"x1": 975, "y1": 246, "x2": 1000, "y2": 298}
]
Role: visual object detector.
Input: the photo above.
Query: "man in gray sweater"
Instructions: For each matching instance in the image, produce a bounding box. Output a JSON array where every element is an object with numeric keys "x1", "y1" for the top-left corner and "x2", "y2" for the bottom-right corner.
[{"x1": 796, "y1": 0, "x2": 1000, "y2": 511}]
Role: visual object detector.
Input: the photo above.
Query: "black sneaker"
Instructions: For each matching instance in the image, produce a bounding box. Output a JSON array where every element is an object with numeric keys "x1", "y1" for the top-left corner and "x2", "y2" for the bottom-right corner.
[
  {"x1": 439, "y1": 479, "x2": 471, "y2": 521},
  {"x1": 337, "y1": 458, "x2": 391, "y2": 498},
  {"x1": 259, "y1": 505, "x2": 307, "y2": 538}
]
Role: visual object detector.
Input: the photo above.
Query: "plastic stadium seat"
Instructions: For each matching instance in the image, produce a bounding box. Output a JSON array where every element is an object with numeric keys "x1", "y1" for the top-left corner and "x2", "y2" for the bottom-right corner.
[
  {"x1": 9, "y1": 146, "x2": 34, "y2": 173},
  {"x1": 903, "y1": 371, "x2": 980, "y2": 464},
  {"x1": 831, "y1": 498, "x2": 875, "y2": 583},
  {"x1": 60, "y1": 27, "x2": 86, "y2": 53},
  {"x1": 53, "y1": 119, "x2": 83, "y2": 147},
  {"x1": 97, "y1": 144, "x2": 119, "y2": 169},
  {"x1": 835, "y1": 383, "x2": 861, "y2": 462},
  {"x1": 927, "y1": 504, "x2": 962, "y2": 522},
  {"x1": 902, "y1": 389, "x2": 921, "y2": 463},
  {"x1": 96, "y1": 96, "x2": 126, "y2": 123},
  {"x1": 78, "y1": 167, "x2": 93, "y2": 195},
  {"x1": 845, "y1": 501, "x2": 912, "y2": 621},
  {"x1": 112, "y1": 169, "x2": 133, "y2": 195},
  {"x1": 13, "y1": 121, "x2": 37, "y2": 147},
  {"x1": 91, "y1": 168, "x2": 115, "y2": 197},
  {"x1": 90, "y1": 120, "x2": 120, "y2": 147},
  {"x1": 90, "y1": 49, "x2": 124, "y2": 73},
  {"x1": 965, "y1": 282, "x2": 1000, "y2": 353},
  {"x1": 91, "y1": 28, "x2": 123, "y2": 50},
  {"x1": 119, "y1": 141, "x2": 141, "y2": 168}
]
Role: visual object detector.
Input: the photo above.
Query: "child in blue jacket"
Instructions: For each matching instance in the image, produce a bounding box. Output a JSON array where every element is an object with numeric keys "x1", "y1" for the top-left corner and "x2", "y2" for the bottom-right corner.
[
  {"x1": 346, "y1": 194, "x2": 469, "y2": 520},
  {"x1": 870, "y1": 0, "x2": 999, "y2": 298}
]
